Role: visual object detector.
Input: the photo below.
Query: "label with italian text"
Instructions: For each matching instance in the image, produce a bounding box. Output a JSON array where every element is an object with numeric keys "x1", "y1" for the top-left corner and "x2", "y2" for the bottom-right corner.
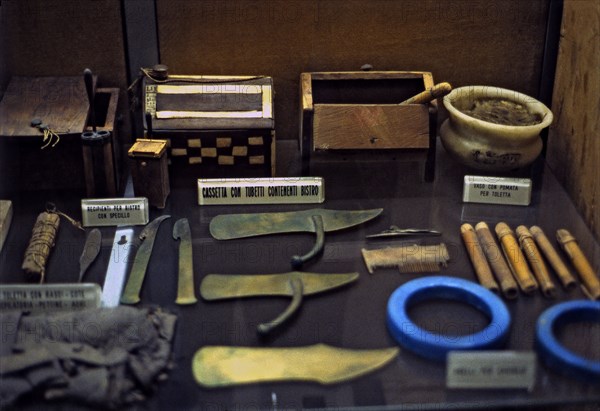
[
  {"x1": 198, "y1": 177, "x2": 325, "y2": 205},
  {"x1": 0, "y1": 284, "x2": 101, "y2": 313},
  {"x1": 447, "y1": 351, "x2": 536, "y2": 390},
  {"x1": 463, "y1": 175, "x2": 532, "y2": 206},
  {"x1": 81, "y1": 197, "x2": 149, "y2": 227}
]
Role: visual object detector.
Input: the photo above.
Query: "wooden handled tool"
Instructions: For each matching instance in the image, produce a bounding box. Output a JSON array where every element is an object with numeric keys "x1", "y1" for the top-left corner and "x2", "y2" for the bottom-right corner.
[
  {"x1": 516, "y1": 226, "x2": 556, "y2": 298},
  {"x1": 529, "y1": 226, "x2": 576, "y2": 290},
  {"x1": 556, "y1": 229, "x2": 600, "y2": 300},
  {"x1": 401, "y1": 82, "x2": 452, "y2": 105},
  {"x1": 495, "y1": 222, "x2": 538, "y2": 294},
  {"x1": 460, "y1": 223, "x2": 499, "y2": 293},
  {"x1": 475, "y1": 222, "x2": 518, "y2": 299}
]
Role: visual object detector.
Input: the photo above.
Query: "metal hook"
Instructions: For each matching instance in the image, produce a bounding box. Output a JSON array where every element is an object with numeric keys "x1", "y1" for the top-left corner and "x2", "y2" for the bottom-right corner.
[
  {"x1": 290, "y1": 215, "x2": 325, "y2": 268},
  {"x1": 257, "y1": 278, "x2": 304, "y2": 335}
]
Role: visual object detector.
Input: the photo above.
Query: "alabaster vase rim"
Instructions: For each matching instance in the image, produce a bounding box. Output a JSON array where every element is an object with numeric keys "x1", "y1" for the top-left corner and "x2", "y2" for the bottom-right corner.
[{"x1": 443, "y1": 85, "x2": 553, "y2": 133}]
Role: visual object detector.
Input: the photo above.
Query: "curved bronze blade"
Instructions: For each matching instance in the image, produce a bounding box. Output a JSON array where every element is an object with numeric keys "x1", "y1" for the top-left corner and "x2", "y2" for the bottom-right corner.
[
  {"x1": 200, "y1": 271, "x2": 359, "y2": 300},
  {"x1": 79, "y1": 228, "x2": 102, "y2": 282},
  {"x1": 120, "y1": 215, "x2": 171, "y2": 305},
  {"x1": 210, "y1": 208, "x2": 382, "y2": 240},
  {"x1": 192, "y1": 344, "x2": 399, "y2": 387},
  {"x1": 201, "y1": 271, "x2": 358, "y2": 335}
]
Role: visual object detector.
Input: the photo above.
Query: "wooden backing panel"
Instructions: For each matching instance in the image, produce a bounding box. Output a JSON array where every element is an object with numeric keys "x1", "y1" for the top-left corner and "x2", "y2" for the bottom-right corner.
[
  {"x1": 157, "y1": 0, "x2": 549, "y2": 140},
  {"x1": 547, "y1": 0, "x2": 600, "y2": 240},
  {"x1": 313, "y1": 104, "x2": 429, "y2": 150}
]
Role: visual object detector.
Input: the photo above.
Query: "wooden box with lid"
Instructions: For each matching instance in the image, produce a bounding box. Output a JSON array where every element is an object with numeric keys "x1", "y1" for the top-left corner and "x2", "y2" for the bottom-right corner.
[
  {"x1": 128, "y1": 139, "x2": 170, "y2": 209},
  {"x1": 142, "y1": 67, "x2": 275, "y2": 187}
]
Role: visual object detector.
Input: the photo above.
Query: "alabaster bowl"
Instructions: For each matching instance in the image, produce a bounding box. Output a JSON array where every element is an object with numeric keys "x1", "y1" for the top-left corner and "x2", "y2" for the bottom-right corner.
[{"x1": 440, "y1": 86, "x2": 553, "y2": 171}]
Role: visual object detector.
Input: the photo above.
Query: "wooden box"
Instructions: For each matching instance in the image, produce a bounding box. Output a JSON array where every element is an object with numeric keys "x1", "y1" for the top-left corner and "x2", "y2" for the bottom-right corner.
[
  {"x1": 0, "y1": 76, "x2": 120, "y2": 194},
  {"x1": 128, "y1": 139, "x2": 170, "y2": 209},
  {"x1": 143, "y1": 73, "x2": 275, "y2": 187},
  {"x1": 299, "y1": 71, "x2": 437, "y2": 181}
]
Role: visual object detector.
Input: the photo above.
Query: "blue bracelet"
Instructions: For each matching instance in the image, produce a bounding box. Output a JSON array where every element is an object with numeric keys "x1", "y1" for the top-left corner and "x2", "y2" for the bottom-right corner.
[
  {"x1": 387, "y1": 276, "x2": 511, "y2": 361},
  {"x1": 536, "y1": 300, "x2": 600, "y2": 382}
]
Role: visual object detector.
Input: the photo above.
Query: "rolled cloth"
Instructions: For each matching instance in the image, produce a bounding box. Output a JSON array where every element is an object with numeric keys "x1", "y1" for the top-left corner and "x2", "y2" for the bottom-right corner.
[{"x1": 0, "y1": 306, "x2": 177, "y2": 409}]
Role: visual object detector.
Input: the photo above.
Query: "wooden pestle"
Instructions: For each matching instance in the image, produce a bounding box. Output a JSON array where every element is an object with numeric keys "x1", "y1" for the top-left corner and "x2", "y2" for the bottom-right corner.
[
  {"x1": 401, "y1": 82, "x2": 452, "y2": 105},
  {"x1": 516, "y1": 226, "x2": 557, "y2": 298},
  {"x1": 475, "y1": 222, "x2": 519, "y2": 299},
  {"x1": 530, "y1": 226, "x2": 576, "y2": 290},
  {"x1": 460, "y1": 223, "x2": 499, "y2": 293},
  {"x1": 495, "y1": 222, "x2": 538, "y2": 294},
  {"x1": 556, "y1": 229, "x2": 600, "y2": 300}
]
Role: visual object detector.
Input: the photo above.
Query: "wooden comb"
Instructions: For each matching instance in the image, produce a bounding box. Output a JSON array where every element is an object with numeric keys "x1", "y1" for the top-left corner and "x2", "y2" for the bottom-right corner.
[{"x1": 361, "y1": 243, "x2": 450, "y2": 274}]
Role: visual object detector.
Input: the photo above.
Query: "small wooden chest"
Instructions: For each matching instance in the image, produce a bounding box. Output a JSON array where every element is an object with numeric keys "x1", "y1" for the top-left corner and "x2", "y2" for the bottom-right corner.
[
  {"x1": 299, "y1": 71, "x2": 437, "y2": 181},
  {"x1": 143, "y1": 72, "x2": 275, "y2": 187},
  {"x1": 0, "y1": 76, "x2": 120, "y2": 194},
  {"x1": 128, "y1": 139, "x2": 170, "y2": 209}
]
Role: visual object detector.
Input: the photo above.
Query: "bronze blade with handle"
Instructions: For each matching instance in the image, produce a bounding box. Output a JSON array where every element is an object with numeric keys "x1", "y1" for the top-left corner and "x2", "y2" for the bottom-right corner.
[
  {"x1": 209, "y1": 208, "x2": 382, "y2": 268},
  {"x1": 173, "y1": 218, "x2": 197, "y2": 305},
  {"x1": 120, "y1": 215, "x2": 171, "y2": 304},
  {"x1": 200, "y1": 271, "x2": 359, "y2": 334},
  {"x1": 192, "y1": 344, "x2": 399, "y2": 387}
]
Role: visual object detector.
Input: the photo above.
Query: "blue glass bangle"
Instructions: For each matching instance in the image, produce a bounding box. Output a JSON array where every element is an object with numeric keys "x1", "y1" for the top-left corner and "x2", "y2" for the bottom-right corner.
[
  {"x1": 536, "y1": 300, "x2": 600, "y2": 382},
  {"x1": 387, "y1": 276, "x2": 511, "y2": 361}
]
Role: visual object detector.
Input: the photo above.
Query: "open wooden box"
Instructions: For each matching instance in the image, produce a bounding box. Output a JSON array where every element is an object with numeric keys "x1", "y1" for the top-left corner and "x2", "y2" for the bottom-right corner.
[
  {"x1": 300, "y1": 71, "x2": 437, "y2": 181},
  {"x1": 0, "y1": 76, "x2": 120, "y2": 195}
]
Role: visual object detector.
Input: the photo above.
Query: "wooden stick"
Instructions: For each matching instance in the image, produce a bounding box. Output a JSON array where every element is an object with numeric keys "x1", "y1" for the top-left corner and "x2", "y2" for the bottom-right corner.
[
  {"x1": 475, "y1": 222, "x2": 518, "y2": 299},
  {"x1": 556, "y1": 229, "x2": 600, "y2": 300},
  {"x1": 495, "y1": 222, "x2": 538, "y2": 294},
  {"x1": 460, "y1": 223, "x2": 499, "y2": 293},
  {"x1": 516, "y1": 226, "x2": 557, "y2": 298},
  {"x1": 530, "y1": 226, "x2": 576, "y2": 290},
  {"x1": 400, "y1": 82, "x2": 452, "y2": 105}
]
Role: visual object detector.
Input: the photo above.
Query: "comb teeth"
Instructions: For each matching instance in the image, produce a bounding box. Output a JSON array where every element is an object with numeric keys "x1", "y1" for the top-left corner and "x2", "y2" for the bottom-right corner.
[{"x1": 397, "y1": 262, "x2": 442, "y2": 273}]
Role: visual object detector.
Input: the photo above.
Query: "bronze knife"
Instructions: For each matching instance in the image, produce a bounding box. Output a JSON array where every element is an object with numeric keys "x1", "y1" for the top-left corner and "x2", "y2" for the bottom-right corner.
[
  {"x1": 173, "y1": 218, "x2": 197, "y2": 305},
  {"x1": 120, "y1": 215, "x2": 170, "y2": 305}
]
